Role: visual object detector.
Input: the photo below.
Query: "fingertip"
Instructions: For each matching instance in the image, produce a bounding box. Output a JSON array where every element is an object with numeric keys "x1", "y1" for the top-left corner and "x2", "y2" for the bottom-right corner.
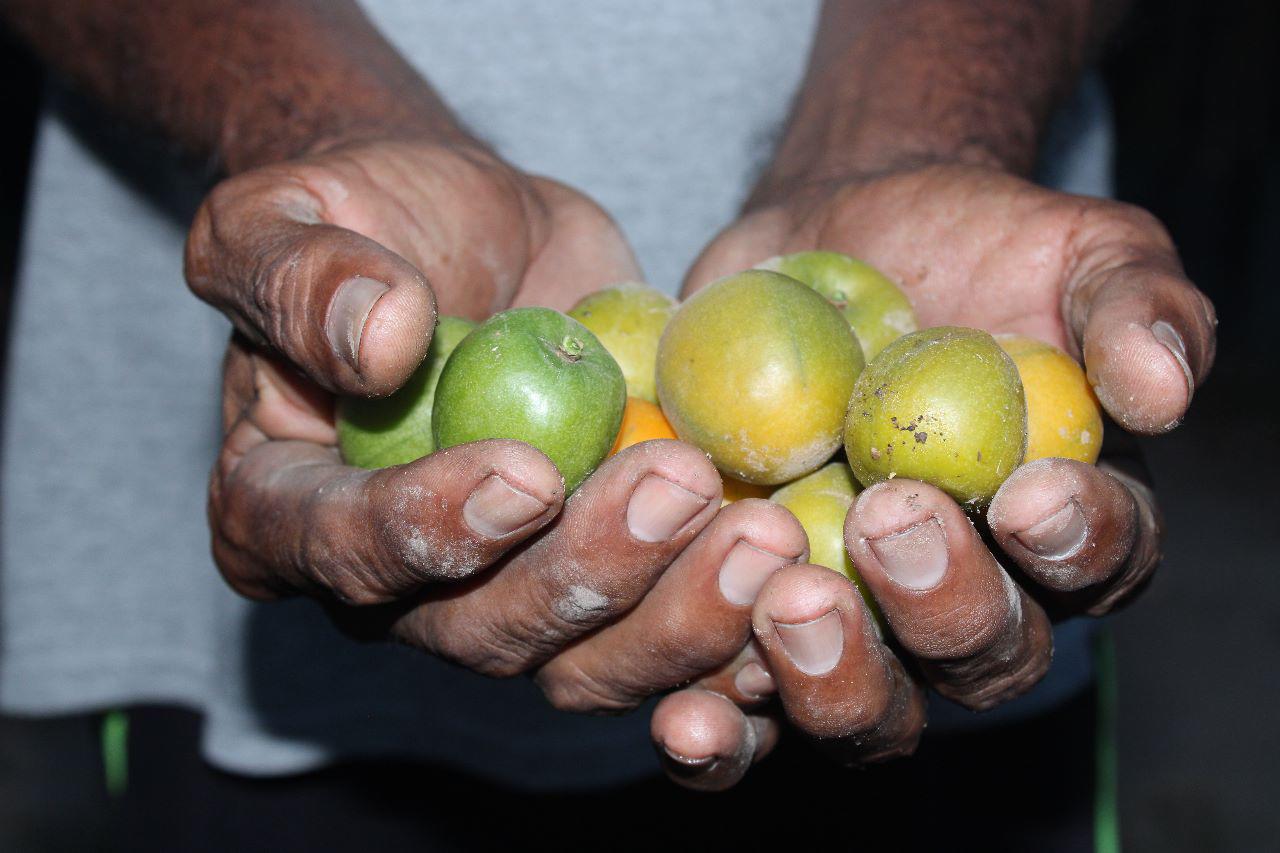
[
  {"x1": 651, "y1": 690, "x2": 755, "y2": 791},
  {"x1": 1076, "y1": 268, "x2": 1216, "y2": 435},
  {"x1": 752, "y1": 563, "x2": 917, "y2": 748},
  {"x1": 991, "y1": 458, "x2": 1139, "y2": 593},
  {"x1": 651, "y1": 690, "x2": 744, "y2": 759},
  {"x1": 454, "y1": 437, "x2": 567, "y2": 509},
  {"x1": 754, "y1": 562, "x2": 852, "y2": 624},
  {"x1": 343, "y1": 271, "x2": 438, "y2": 396},
  {"x1": 753, "y1": 564, "x2": 867, "y2": 681},
  {"x1": 988, "y1": 458, "x2": 1093, "y2": 537},
  {"x1": 718, "y1": 498, "x2": 810, "y2": 564},
  {"x1": 612, "y1": 438, "x2": 722, "y2": 503},
  {"x1": 847, "y1": 478, "x2": 955, "y2": 543},
  {"x1": 1085, "y1": 319, "x2": 1193, "y2": 434}
]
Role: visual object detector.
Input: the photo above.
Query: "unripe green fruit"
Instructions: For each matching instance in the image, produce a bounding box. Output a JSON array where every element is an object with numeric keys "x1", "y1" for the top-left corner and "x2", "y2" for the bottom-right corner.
[
  {"x1": 771, "y1": 463, "x2": 881, "y2": 626},
  {"x1": 432, "y1": 307, "x2": 626, "y2": 493},
  {"x1": 758, "y1": 251, "x2": 917, "y2": 361},
  {"x1": 568, "y1": 283, "x2": 677, "y2": 404},
  {"x1": 337, "y1": 315, "x2": 476, "y2": 468},
  {"x1": 657, "y1": 270, "x2": 864, "y2": 485},
  {"x1": 844, "y1": 326, "x2": 1027, "y2": 506}
]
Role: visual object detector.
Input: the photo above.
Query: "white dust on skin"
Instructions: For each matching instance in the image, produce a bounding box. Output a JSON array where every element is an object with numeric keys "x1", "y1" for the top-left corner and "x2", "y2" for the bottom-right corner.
[
  {"x1": 388, "y1": 481, "x2": 485, "y2": 581},
  {"x1": 317, "y1": 175, "x2": 350, "y2": 207},
  {"x1": 542, "y1": 549, "x2": 612, "y2": 633},
  {"x1": 1001, "y1": 569, "x2": 1024, "y2": 652},
  {"x1": 553, "y1": 584, "x2": 611, "y2": 625}
]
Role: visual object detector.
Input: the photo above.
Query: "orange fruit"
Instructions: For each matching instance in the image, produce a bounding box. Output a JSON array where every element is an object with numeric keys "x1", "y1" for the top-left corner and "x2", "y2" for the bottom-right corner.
[
  {"x1": 996, "y1": 334, "x2": 1103, "y2": 465},
  {"x1": 609, "y1": 396, "x2": 678, "y2": 456}
]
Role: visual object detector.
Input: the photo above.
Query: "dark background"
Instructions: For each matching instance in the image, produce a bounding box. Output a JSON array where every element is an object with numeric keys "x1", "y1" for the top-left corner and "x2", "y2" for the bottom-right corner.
[{"x1": 0, "y1": 1, "x2": 1277, "y2": 850}]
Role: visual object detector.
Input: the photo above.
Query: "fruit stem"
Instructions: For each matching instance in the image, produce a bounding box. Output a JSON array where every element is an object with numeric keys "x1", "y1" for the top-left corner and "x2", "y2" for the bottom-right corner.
[{"x1": 558, "y1": 335, "x2": 585, "y2": 362}]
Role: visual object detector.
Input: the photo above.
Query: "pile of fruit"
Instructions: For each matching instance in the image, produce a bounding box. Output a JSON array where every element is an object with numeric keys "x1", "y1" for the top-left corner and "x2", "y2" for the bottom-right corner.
[{"x1": 337, "y1": 251, "x2": 1103, "y2": 594}]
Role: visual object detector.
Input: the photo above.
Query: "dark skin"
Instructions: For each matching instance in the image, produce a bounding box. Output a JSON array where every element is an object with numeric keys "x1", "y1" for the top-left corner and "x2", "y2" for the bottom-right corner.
[{"x1": 4, "y1": 0, "x2": 1213, "y2": 792}]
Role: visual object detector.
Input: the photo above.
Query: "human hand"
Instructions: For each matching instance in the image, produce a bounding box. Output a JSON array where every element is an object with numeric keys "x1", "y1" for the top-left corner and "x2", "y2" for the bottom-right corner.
[
  {"x1": 649, "y1": 163, "x2": 1211, "y2": 787},
  {"x1": 187, "y1": 138, "x2": 807, "y2": 722}
]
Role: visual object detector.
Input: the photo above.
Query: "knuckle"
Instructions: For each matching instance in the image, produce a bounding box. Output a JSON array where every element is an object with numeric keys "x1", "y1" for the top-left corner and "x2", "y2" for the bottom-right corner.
[
  {"x1": 250, "y1": 237, "x2": 311, "y2": 351},
  {"x1": 210, "y1": 531, "x2": 276, "y2": 601},
  {"x1": 795, "y1": 683, "x2": 896, "y2": 742},
  {"x1": 424, "y1": 617, "x2": 538, "y2": 679},
  {"x1": 930, "y1": 615, "x2": 1052, "y2": 709},
  {"x1": 908, "y1": 597, "x2": 1010, "y2": 661},
  {"x1": 185, "y1": 176, "x2": 258, "y2": 296},
  {"x1": 538, "y1": 661, "x2": 635, "y2": 714},
  {"x1": 317, "y1": 567, "x2": 394, "y2": 607}
]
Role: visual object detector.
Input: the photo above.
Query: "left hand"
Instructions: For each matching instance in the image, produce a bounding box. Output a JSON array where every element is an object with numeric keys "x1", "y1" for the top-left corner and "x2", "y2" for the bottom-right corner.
[{"x1": 649, "y1": 164, "x2": 1213, "y2": 789}]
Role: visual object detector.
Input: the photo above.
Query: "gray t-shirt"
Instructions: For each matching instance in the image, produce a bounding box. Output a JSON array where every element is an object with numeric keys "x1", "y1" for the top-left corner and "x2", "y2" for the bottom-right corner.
[{"x1": 0, "y1": 0, "x2": 1111, "y2": 789}]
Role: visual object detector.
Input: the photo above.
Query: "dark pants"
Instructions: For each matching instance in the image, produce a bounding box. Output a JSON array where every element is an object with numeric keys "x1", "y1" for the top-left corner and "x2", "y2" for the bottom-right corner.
[{"x1": 0, "y1": 688, "x2": 1101, "y2": 853}]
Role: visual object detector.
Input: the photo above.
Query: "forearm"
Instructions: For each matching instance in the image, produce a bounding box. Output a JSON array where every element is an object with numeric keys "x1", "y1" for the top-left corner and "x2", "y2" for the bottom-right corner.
[
  {"x1": 2, "y1": 0, "x2": 469, "y2": 173},
  {"x1": 752, "y1": 0, "x2": 1127, "y2": 207}
]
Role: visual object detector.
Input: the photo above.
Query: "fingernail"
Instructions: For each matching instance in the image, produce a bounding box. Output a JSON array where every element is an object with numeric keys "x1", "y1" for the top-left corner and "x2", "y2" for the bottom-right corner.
[
  {"x1": 774, "y1": 611, "x2": 843, "y2": 676},
  {"x1": 1151, "y1": 320, "x2": 1194, "y2": 401},
  {"x1": 868, "y1": 517, "x2": 948, "y2": 590},
  {"x1": 661, "y1": 745, "x2": 715, "y2": 769},
  {"x1": 1014, "y1": 498, "x2": 1088, "y2": 560},
  {"x1": 463, "y1": 475, "x2": 549, "y2": 538},
  {"x1": 627, "y1": 475, "x2": 709, "y2": 542},
  {"x1": 734, "y1": 661, "x2": 776, "y2": 699},
  {"x1": 718, "y1": 541, "x2": 791, "y2": 606},
  {"x1": 326, "y1": 276, "x2": 390, "y2": 370}
]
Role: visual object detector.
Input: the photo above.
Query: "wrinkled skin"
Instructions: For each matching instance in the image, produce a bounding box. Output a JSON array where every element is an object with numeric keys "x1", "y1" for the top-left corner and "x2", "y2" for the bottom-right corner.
[{"x1": 646, "y1": 164, "x2": 1212, "y2": 789}]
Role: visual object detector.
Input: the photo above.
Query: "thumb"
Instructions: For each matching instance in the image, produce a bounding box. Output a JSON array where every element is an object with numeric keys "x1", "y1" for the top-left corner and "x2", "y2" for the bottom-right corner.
[
  {"x1": 185, "y1": 166, "x2": 436, "y2": 396},
  {"x1": 1066, "y1": 207, "x2": 1217, "y2": 434}
]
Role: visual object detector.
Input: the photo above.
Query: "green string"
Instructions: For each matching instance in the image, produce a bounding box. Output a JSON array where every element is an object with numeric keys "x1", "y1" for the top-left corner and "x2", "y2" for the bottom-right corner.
[
  {"x1": 101, "y1": 710, "x2": 129, "y2": 797},
  {"x1": 1095, "y1": 631, "x2": 1120, "y2": 853}
]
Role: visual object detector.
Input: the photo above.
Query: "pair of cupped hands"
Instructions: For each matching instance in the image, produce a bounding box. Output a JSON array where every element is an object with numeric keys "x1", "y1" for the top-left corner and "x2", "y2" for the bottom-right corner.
[{"x1": 185, "y1": 137, "x2": 1214, "y2": 790}]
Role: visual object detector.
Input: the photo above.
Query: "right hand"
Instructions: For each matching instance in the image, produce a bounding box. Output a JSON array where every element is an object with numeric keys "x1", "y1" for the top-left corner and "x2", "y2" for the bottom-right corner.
[{"x1": 186, "y1": 139, "x2": 807, "y2": 716}]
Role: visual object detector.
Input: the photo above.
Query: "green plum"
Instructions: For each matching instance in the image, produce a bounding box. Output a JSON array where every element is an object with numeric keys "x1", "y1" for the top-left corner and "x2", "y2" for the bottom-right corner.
[
  {"x1": 568, "y1": 282, "x2": 677, "y2": 404},
  {"x1": 844, "y1": 326, "x2": 1027, "y2": 506},
  {"x1": 337, "y1": 315, "x2": 476, "y2": 468},
  {"x1": 432, "y1": 307, "x2": 626, "y2": 493},
  {"x1": 771, "y1": 463, "x2": 881, "y2": 625},
  {"x1": 758, "y1": 251, "x2": 917, "y2": 361}
]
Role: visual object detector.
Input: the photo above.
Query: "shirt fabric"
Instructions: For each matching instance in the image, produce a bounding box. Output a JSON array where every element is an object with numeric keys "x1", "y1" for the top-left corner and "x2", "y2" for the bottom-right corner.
[{"x1": 0, "y1": 0, "x2": 1112, "y2": 790}]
